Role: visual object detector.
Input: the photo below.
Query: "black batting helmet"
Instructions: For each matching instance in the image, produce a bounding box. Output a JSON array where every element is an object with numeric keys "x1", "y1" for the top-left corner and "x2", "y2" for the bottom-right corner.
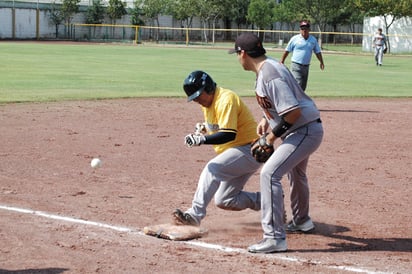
[{"x1": 183, "y1": 71, "x2": 216, "y2": 102}]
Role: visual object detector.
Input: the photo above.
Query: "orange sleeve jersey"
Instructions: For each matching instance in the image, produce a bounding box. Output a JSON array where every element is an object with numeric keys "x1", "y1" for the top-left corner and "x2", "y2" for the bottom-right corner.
[{"x1": 201, "y1": 86, "x2": 258, "y2": 154}]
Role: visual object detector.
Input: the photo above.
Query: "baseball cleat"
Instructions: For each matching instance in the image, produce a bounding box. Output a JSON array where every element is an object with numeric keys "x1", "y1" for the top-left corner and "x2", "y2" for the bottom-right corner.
[
  {"x1": 248, "y1": 238, "x2": 287, "y2": 253},
  {"x1": 172, "y1": 209, "x2": 199, "y2": 226},
  {"x1": 286, "y1": 218, "x2": 315, "y2": 233}
]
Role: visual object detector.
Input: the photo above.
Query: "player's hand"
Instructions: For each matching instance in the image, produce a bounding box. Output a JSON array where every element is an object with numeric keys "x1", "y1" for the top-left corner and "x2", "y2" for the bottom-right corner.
[
  {"x1": 257, "y1": 118, "x2": 269, "y2": 136},
  {"x1": 195, "y1": 122, "x2": 207, "y2": 135},
  {"x1": 184, "y1": 134, "x2": 206, "y2": 147}
]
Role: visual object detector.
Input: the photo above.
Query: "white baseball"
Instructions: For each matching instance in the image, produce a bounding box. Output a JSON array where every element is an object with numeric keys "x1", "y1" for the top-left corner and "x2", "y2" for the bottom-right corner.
[{"x1": 91, "y1": 158, "x2": 102, "y2": 168}]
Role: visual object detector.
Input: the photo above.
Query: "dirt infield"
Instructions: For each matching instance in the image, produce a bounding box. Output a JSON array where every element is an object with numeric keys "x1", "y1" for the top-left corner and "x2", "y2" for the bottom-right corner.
[{"x1": 0, "y1": 98, "x2": 411, "y2": 274}]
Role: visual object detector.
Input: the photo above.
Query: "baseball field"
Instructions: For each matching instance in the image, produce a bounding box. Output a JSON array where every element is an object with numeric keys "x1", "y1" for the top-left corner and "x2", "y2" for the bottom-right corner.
[{"x1": 0, "y1": 42, "x2": 411, "y2": 273}]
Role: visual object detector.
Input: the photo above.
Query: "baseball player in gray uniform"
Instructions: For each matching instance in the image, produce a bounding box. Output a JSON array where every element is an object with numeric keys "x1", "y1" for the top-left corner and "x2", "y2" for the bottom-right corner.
[
  {"x1": 230, "y1": 33, "x2": 324, "y2": 253},
  {"x1": 372, "y1": 28, "x2": 387, "y2": 66}
]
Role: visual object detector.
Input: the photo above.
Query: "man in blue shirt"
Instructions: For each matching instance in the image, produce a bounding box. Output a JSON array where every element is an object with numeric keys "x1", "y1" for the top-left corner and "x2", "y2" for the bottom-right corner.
[{"x1": 280, "y1": 20, "x2": 325, "y2": 91}]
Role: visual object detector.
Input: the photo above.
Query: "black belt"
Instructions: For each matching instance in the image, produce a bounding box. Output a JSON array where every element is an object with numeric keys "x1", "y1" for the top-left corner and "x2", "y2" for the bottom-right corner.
[
  {"x1": 294, "y1": 118, "x2": 322, "y2": 132},
  {"x1": 305, "y1": 118, "x2": 322, "y2": 127},
  {"x1": 293, "y1": 62, "x2": 309, "y2": 67},
  {"x1": 308, "y1": 118, "x2": 322, "y2": 125}
]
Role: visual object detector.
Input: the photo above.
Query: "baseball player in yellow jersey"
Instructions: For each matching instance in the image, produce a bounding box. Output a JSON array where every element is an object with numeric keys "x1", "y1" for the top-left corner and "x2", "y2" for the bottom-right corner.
[{"x1": 173, "y1": 70, "x2": 262, "y2": 226}]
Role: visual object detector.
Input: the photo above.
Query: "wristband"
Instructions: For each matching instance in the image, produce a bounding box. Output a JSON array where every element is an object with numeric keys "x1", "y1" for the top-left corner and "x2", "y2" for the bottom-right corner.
[{"x1": 272, "y1": 118, "x2": 292, "y2": 137}]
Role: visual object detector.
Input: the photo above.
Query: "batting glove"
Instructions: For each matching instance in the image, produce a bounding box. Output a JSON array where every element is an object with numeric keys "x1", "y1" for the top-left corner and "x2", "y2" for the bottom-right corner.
[
  {"x1": 195, "y1": 122, "x2": 207, "y2": 135},
  {"x1": 184, "y1": 134, "x2": 206, "y2": 147}
]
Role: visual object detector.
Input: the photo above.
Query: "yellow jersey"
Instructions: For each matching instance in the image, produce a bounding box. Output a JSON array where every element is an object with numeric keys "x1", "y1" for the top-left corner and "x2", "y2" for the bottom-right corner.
[{"x1": 201, "y1": 87, "x2": 258, "y2": 154}]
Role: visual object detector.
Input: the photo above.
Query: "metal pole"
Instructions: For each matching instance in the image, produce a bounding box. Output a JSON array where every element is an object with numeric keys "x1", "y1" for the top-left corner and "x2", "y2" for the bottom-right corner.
[
  {"x1": 36, "y1": 0, "x2": 40, "y2": 40},
  {"x1": 12, "y1": 1, "x2": 15, "y2": 39}
]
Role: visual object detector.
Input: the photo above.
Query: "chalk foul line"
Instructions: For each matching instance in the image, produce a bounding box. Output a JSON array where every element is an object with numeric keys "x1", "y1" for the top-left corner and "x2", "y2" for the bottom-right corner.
[{"x1": 0, "y1": 204, "x2": 390, "y2": 274}]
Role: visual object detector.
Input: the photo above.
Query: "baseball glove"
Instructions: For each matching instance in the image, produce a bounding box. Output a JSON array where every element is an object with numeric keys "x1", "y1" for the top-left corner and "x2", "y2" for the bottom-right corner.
[
  {"x1": 251, "y1": 135, "x2": 274, "y2": 163},
  {"x1": 383, "y1": 48, "x2": 387, "y2": 54}
]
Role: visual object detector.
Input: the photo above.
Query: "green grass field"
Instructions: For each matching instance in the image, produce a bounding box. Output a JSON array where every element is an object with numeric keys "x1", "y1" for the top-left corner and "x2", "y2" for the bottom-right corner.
[{"x1": 0, "y1": 42, "x2": 411, "y2": 103}]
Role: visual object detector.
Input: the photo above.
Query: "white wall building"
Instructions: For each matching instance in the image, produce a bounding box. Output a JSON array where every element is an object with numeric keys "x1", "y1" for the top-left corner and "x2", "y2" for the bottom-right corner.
[{"x1": 363, "y1": 16, "x2": 412, "y2": 53}]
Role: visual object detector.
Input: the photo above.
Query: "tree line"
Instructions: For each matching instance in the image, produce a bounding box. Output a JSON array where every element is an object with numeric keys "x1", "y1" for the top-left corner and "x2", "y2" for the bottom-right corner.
[{"x1": 50, "y1": 0, "x2": 412, "y2": 49}]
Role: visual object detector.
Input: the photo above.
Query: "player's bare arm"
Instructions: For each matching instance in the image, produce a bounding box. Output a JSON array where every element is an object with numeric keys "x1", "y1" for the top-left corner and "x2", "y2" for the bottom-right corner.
[
  {"x1": 284, "y1": 108, "x2": 302, "y2": 124},
  {"x1": 257, "y1": 117, "x2": 269, "y2": 136}
]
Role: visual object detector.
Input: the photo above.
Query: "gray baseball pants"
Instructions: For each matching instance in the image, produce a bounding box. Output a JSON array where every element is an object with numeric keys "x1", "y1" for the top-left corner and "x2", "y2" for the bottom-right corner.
[
  {"x1": 187, "y1": 144, "x2": 262, "y2": 224},
  {"x1": 374, "y1": 46, "x2": 384, "y2": 65},
  {"x1": 260, "y1": 120, "x2": 323, "y2": 239}
]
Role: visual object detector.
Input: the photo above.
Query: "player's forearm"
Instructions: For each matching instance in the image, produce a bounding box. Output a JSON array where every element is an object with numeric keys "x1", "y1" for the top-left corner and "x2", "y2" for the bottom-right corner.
[
  {"x1": 204, "y1": 131, "x2": 236, "y2": 145},
  {"x1": 257, "y1": 117, "x2": 269, "y2": 136}
]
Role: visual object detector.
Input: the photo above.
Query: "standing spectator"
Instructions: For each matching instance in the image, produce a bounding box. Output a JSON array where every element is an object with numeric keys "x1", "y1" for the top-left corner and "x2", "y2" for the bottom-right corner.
[
  {"x1": 229, "y1": 33, "x2": 324, "y2": 253},
  {"x1": 280, "y1": 20, "x2": 325, "y2": 91},
  {"x1": 372, "y1": 28, "x2": 388, "y2": 66}
]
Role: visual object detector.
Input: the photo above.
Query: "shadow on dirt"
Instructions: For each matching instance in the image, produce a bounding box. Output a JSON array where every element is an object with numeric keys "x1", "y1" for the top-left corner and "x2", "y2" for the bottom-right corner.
[
  {"x1": 295, "y1": 222, "x2": 412, "y2": 253},
  {"x1": 0, "y1": 268, "x2": 68, "y2": 274},
  {"x1": 319, "y1": 109, "x2": 379, "y2": 113}
]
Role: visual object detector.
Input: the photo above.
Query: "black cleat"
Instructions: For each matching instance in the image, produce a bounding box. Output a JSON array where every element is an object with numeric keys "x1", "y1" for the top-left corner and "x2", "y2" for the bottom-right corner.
[{"x1": 172, "y1": 209, "x2": 199, "y2": 226}]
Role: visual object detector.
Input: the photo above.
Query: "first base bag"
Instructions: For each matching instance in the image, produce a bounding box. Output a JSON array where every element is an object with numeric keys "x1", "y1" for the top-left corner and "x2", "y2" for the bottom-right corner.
[{"x1": 143, "y1": 223, "x2": 208, "y2": 241}]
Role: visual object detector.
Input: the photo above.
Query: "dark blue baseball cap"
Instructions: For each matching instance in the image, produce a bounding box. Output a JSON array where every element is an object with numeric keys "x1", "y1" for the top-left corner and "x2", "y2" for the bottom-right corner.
[{"x1": 228, "y1": 33, "x2": 266, "y2": 58}]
